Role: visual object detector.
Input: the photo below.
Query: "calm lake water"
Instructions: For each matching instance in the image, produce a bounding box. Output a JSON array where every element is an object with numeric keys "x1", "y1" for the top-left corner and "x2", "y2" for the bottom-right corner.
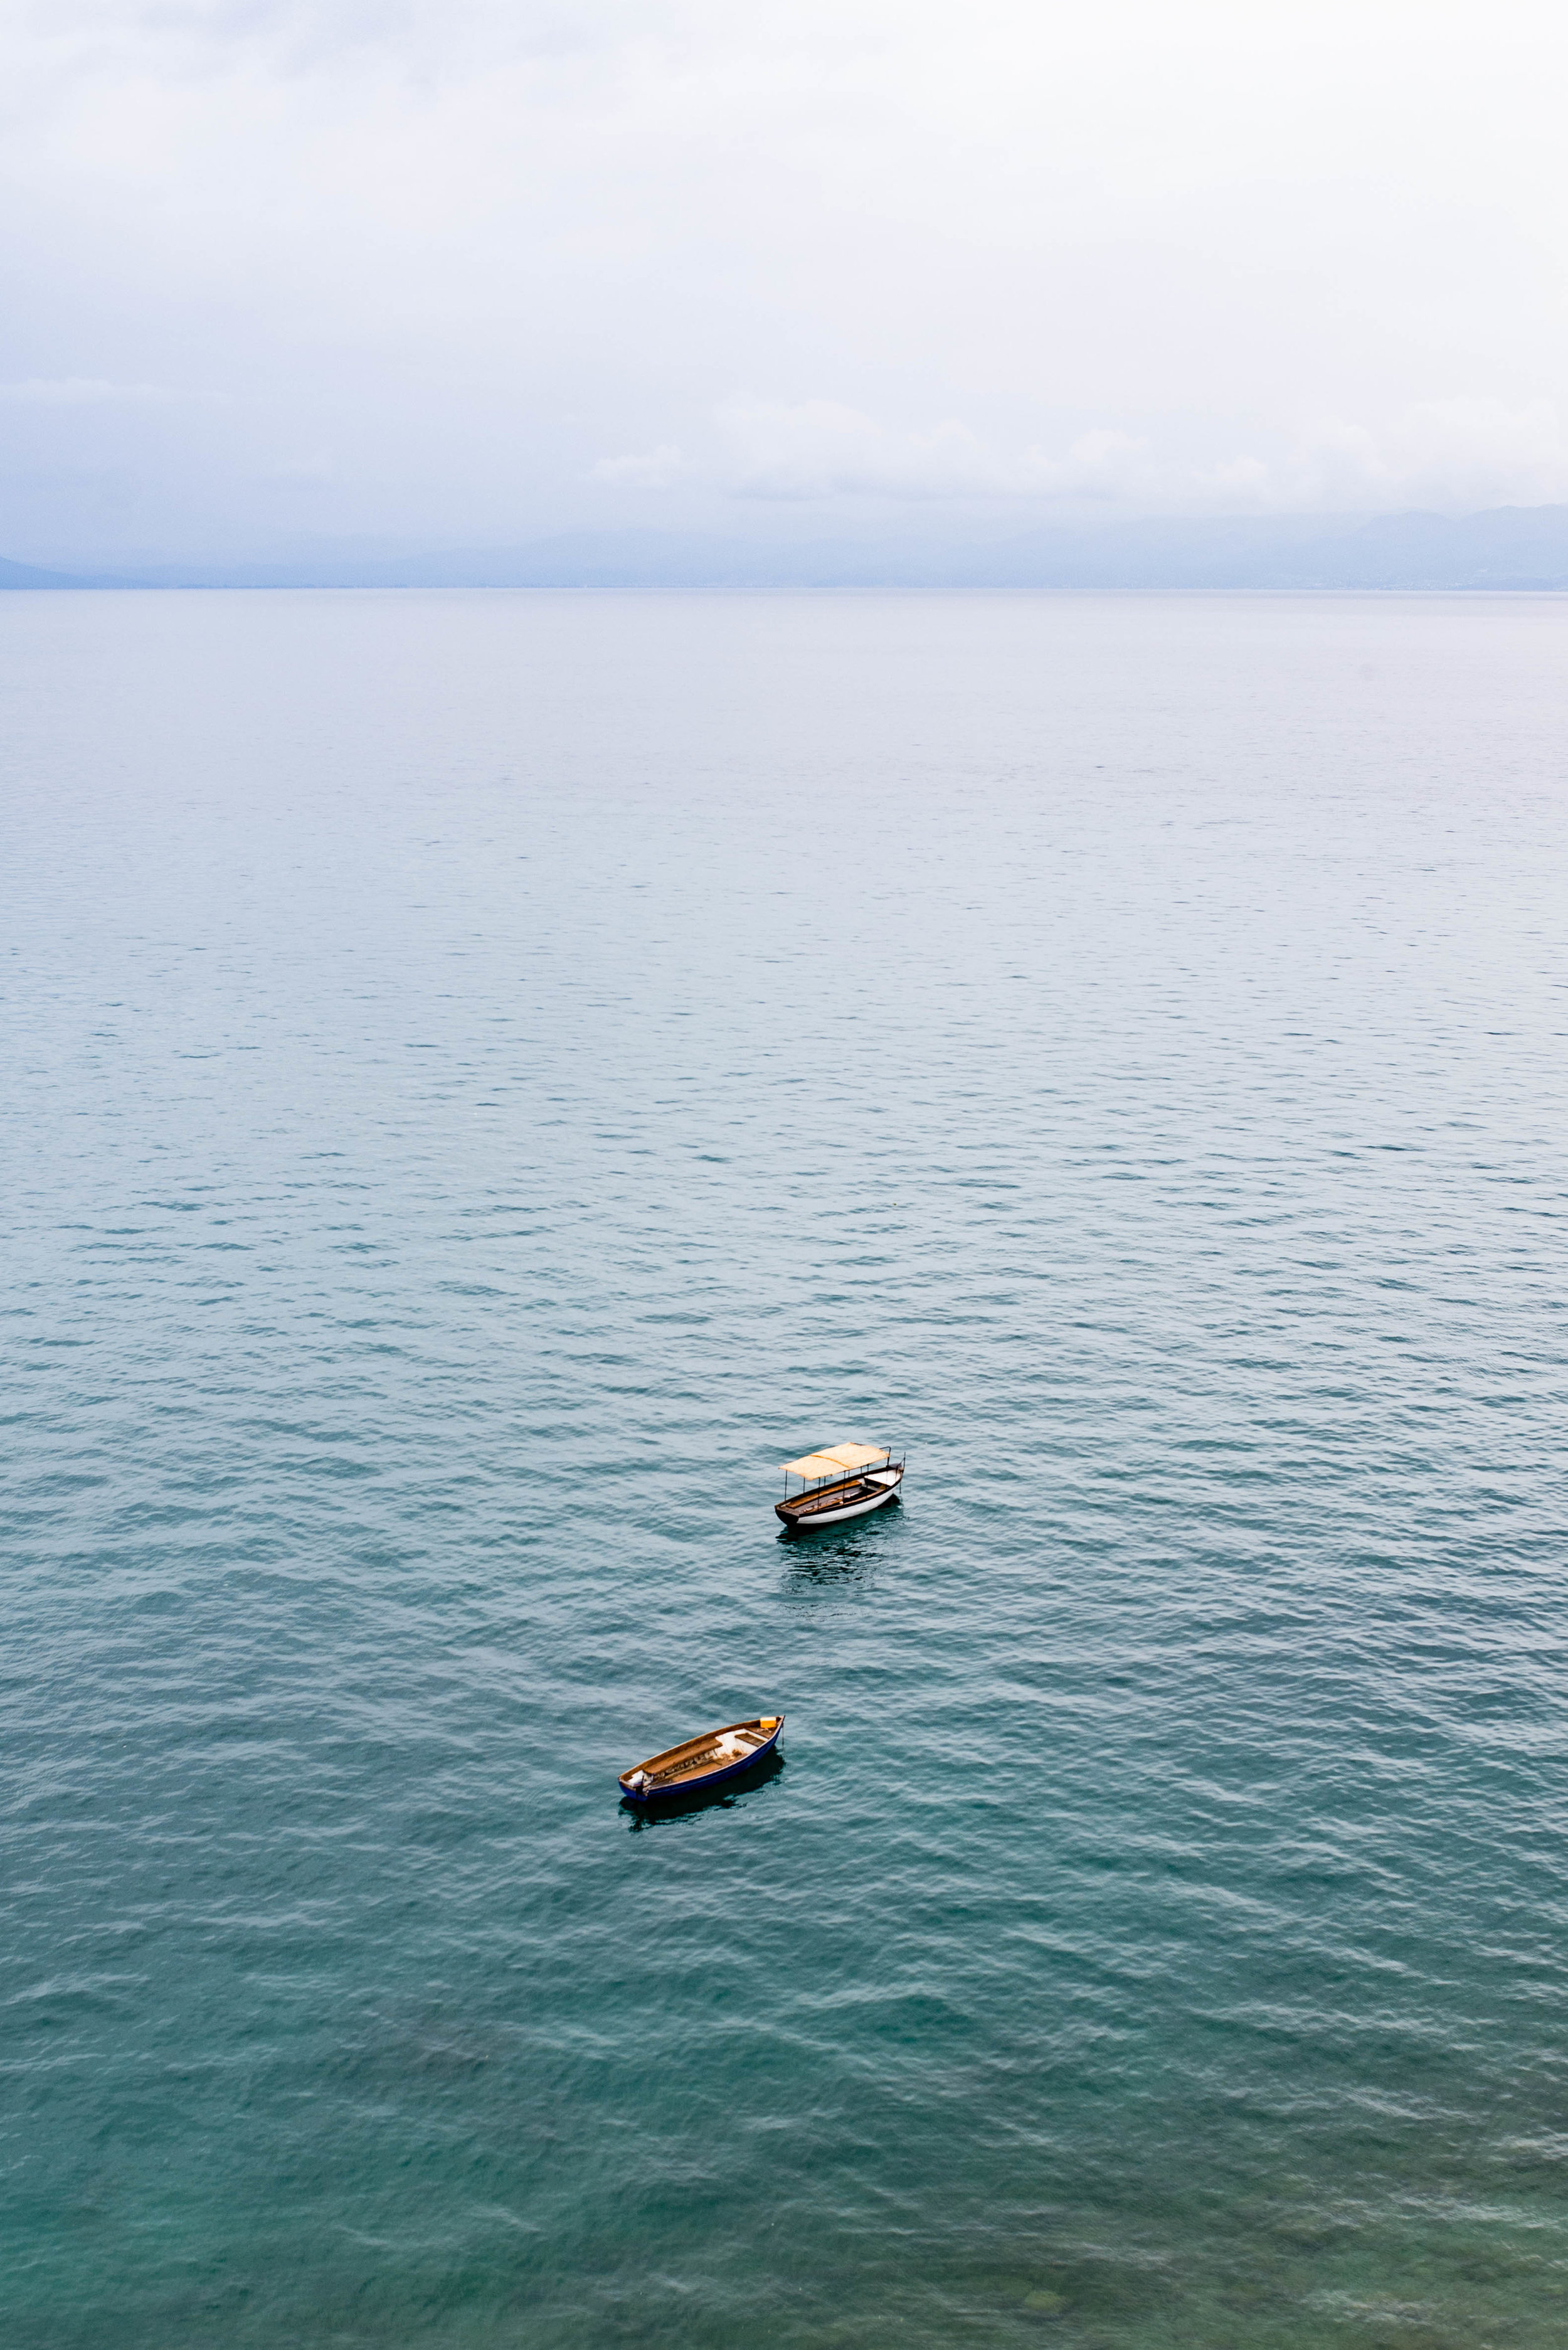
[{"x1": 4, "y1": 590, "x2": 1568, "y2": 2349}]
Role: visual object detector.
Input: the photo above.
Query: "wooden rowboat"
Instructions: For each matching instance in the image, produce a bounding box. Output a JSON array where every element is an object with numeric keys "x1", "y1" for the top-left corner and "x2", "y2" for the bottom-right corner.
[
  {"x1": 618, "y1": 1715, "x2": 784, "y2": 1804},
  {"x1": 775, "y1": 1441, "x2": 904, "y2": 1528}
]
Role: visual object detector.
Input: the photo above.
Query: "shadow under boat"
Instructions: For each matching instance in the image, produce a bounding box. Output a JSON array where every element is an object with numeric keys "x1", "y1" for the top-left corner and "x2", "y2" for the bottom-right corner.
[
  {"x1": 776, "y1": 1490, "x2": 904, "y2": 1588},
  {"x1": 622, "y1": 1747, "x2": 785, "y2": 1828}
]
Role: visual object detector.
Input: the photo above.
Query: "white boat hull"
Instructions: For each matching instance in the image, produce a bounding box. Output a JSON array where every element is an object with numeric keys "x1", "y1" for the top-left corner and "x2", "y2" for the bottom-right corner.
[{"x1": 779, "y1": 1467, "x2": 903, "y2": 1528}]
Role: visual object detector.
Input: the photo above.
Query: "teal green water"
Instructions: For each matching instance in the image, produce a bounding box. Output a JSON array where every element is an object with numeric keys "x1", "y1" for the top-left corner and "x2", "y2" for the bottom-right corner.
[{"x1": 5, "y1": 589, "x2": 1568, "y2": 2348}]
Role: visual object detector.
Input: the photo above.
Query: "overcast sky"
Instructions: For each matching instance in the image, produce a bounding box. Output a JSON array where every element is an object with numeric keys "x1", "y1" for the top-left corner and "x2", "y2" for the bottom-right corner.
[{"x1": 3, "y1": 0, "x2": 1566, "y2": 558}]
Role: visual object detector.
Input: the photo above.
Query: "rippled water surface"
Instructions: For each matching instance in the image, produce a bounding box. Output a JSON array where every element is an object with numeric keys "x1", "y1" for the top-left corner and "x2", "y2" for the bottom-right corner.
[{"x1": 5, "y1": 590, "x2": 1568, "y2": 2348}]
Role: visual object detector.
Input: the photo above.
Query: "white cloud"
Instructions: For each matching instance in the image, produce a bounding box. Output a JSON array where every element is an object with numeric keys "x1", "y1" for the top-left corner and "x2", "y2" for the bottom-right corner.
[
  {"x1": 1074, "y1": 401, "x2": 1568, "y2": 514},
  {"x1": 596, "y1": 405, "x2": 1156, "y2": 502},
  {"x1": 1018, "y1": 404, "x2": 1568, "y2": 513},
  {"x1": 7, "y1": 4, "x2": 1568, "y2": 550},
  {"x1": 1017, "y1": 430, "x2": 1163, "y2": 503},
  {"x1": 1091, "y1": 401, "x2": 1568, "y2": 515},
  {"x1": 716, "y1": 401, "x2": 1002, "y2": 499},
  {"x1": 590, "y1": 398, "x2": 1568, "y2": 516},
  {"x1": 1276, "y1": 401, "x2": 1568, "y2": 512},
  {"x1": 590, "y1": 442, "x2": 689, "y2": 489}
]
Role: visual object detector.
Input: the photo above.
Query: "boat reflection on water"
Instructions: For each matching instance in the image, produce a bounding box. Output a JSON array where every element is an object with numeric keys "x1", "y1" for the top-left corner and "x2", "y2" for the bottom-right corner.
[
  {"x1": 778, "y1": 1504, "x2": 903, "y2": 1590},
  {"x1": 622, "y1": 1748, "x2": 785, "y2": 1830}
]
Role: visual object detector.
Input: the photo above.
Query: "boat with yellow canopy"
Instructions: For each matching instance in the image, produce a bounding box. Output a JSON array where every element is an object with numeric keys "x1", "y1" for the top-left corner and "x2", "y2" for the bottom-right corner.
[{"x1": 775, "y1": 1440, "x2": 904, "y2": 1528}]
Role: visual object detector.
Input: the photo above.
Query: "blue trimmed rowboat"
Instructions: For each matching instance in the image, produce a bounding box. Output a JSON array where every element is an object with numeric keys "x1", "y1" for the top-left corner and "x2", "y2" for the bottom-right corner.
[{"x1": 618, "y1": 1715, "x2": 784, "y2": 1803}]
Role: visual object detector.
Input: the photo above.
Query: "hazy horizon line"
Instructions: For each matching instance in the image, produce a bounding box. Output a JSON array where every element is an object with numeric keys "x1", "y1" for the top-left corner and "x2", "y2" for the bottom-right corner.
[{"x1": 9, "y1": 501, "x2": 1568, "y2": 594}]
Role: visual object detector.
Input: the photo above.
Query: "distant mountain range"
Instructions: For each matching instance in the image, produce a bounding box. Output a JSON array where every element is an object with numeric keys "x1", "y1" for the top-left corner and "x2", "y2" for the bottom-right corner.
[
  {"x1": 9, "y1": 505, "x2": 1568, "y2": 590},
  {"x1": 0, "y1": 554, "x2": 94, "y2": 588}
]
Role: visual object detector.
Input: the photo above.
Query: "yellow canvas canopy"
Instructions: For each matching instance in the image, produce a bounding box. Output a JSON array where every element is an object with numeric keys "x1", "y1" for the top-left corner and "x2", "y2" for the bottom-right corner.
[{"x1": 781, "y1": 1441, "x2": 891, "y2": 1480}]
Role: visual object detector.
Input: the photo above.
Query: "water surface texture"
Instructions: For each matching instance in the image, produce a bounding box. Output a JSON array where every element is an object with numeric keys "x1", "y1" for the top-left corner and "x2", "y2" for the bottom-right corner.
[{"x1": 5, "y1": 590, "x2": 1568, "y2": 2349}]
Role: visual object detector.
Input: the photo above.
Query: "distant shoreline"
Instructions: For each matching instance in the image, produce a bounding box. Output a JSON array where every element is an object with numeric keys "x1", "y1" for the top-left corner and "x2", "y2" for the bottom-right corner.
[{"x1": 10, "y1": 503, "x2": 1568, "y2": 593}]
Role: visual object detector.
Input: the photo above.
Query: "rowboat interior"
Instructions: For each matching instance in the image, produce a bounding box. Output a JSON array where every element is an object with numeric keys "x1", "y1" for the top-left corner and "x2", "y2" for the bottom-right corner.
[
  {"x1": 620, "y1": 1716, "x2": 783, "y2": 1802},
  {"x1": 776, "y1": 1441, "x2": 904, "y2": 1528}
]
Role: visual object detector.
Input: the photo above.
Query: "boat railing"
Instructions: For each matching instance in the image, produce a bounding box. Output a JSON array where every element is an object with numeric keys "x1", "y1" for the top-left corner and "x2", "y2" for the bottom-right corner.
[{"x1": 783, "y1": 1453, "x2": 901, "y2": 1496}]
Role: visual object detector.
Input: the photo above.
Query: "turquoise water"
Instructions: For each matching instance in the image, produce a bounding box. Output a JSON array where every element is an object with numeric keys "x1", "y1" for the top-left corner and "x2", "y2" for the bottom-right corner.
[{"x1": 5, "y1": 589, "x2": 1568, "y2": 2348}]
